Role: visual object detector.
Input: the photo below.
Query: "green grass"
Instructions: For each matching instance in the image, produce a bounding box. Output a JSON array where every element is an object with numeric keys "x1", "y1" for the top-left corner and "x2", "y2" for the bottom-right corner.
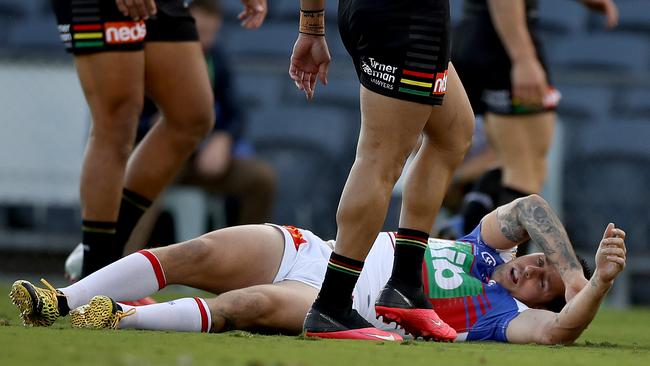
[{"x1": 0, "y1": 283, "x2": 649, "y2": 366}]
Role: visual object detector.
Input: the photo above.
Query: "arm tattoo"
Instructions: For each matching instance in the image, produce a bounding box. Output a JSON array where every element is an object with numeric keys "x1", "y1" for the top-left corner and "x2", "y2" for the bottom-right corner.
[
  {"x1": 513, "y1": 197, "x2": 581, "y2": 278},
  {"x1": 497, "y1": 206, "x2": 528, "y2": 243}
]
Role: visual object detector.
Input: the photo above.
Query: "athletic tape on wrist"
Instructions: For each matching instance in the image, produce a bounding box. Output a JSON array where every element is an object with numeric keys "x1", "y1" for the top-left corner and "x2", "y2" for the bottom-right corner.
[{"x1": 299, "y1": 9, "x2": 325, "y2": 36}]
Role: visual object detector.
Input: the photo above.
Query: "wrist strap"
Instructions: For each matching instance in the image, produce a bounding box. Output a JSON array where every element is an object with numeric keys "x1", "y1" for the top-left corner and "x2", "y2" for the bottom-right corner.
[{"x1": 299, "y1": 9, "x2": 325, "y2": 36}]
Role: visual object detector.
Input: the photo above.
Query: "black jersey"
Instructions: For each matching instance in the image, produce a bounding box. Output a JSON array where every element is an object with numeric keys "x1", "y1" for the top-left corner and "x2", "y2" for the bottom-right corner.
[{"x1": 451, "y1": 0, "x2": 558, "y2": 115}]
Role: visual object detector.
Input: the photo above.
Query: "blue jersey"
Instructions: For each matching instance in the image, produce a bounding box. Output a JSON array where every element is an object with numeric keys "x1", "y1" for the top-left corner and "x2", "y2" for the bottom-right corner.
[{"x1": 423, "y1": 225, "x2": 528, "y2": 342}]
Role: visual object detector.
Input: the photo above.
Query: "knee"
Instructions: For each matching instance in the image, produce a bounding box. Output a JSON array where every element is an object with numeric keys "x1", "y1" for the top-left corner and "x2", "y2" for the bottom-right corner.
[
  {"x1": 210, "y1": 290, "x2": 274, "y2": 331},
  {"x1": 451, "y1": 111, "x2": 476, "y2": 158},
  {"x1": 165, "y1": 105, "x2": 215, "y2": 145},
  {"x1": 88, "y1": 97, "x2": 143, "y2": 158},
  {"x1": 356, "y1": 149, "x2": 409, "y2": 188},
  {"x1": 93, "y1": 93, "x2": 143, "y2": 130}
]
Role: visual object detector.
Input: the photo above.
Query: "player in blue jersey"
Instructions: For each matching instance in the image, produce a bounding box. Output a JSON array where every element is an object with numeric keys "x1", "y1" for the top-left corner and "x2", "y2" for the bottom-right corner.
[{"x1": 10, "y1": 194, "x2": 626, "y2": 344}]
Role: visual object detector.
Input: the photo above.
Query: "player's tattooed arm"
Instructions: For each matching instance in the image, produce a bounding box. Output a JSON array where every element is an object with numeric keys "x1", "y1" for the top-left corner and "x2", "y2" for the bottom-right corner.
[
  {"x1": 482, "y1": 194, "x2": 586, "y2": 288},
  {"x1": 508, "y1": 194, "x2": 583, "y2": 280}
]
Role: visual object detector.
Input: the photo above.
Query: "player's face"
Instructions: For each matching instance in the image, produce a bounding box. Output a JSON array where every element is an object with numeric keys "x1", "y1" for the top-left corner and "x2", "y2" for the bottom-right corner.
[{"x1": 494, "y1": 253, "x2": 565, "y2": 309}]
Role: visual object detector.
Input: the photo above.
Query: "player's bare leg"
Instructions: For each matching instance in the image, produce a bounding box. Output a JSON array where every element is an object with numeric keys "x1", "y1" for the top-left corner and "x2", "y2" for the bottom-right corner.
[
  {"x1": 152, "y1": 225, "x2": 286, "y2": 293},
  {"x1": 74, "y1": 51, "x2": 145, "y2": 277},
  {"x1": 304, "y1": 84, "x2": 435, "y2": 341},
  {"x1": 125, "y1": 42, "x2": 214, "y2": 200},
  {"x1": 67, "y1": 280, "x2": 317, "y2": 333},
  {"x1": 485, "y1": 111, "x2": 555, "y2": 194},
  {"x1": 109, "y1": 42, "x2": 214, "y2": 254},
  {"x1": 206, "y1": 281, "x2": 318, "y2": 334},
  {"x1": 11, "y1": 224, "x2": 287, "y2": 328},
  {"x1": 484, "y1": 110, "x2": 555, "y2": 254},
  {"x1": 375, "y1": 63, "x2": 473, "y2": 341}
]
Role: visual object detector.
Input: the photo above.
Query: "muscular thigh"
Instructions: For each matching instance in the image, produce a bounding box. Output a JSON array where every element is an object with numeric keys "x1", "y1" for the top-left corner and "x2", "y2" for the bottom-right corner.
[
  {"x1": 358, "y1": 87, "x2": 433, "y2": 163},
  {"x1": 206, "y1": 281, "x2": 317, "y2": 335},
  {"x1": 74, "y1": 52, "x2": 145, "y2": 132},
  {"x1": 485, "y1": 111, "x2": 556, "y2": 160},
  {"x1": 153, "y1": 225, "x2": 286, "y2": 293},
  {"x1": 423, "y1": 62, "x2": 475, "y2": 155},
  {"x1": 144, "y1": 41, "x2": 213, "y2": 127}
]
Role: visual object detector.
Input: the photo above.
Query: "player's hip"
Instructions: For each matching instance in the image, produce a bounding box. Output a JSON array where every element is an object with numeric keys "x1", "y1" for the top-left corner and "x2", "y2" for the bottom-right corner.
[{"x1": 51, "y1": 0, "x2": 197, "y2": 55}]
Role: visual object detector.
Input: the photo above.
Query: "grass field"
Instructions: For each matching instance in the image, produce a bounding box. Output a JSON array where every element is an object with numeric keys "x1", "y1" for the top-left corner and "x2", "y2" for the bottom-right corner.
[{"x1": 0, "y1": 283, "x2": 649, "y2": 366}]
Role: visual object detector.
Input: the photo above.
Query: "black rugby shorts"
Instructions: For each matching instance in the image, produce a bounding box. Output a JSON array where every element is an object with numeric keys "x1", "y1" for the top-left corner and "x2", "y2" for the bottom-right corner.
[
  {"x1": 51, "y1": 0, "x2": 198, "y2": 55},
  {"x1": 338, "y1": 0, "x2": 451, "y2": 106},
  {"x1": 452, "y1": 16, "x2": 559, "y2": 115}
]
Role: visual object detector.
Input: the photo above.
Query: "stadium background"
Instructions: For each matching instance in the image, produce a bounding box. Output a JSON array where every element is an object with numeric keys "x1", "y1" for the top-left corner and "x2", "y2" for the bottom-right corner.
[{"x1": 0, "y1": 0, "x2": 648, "y2": 310}]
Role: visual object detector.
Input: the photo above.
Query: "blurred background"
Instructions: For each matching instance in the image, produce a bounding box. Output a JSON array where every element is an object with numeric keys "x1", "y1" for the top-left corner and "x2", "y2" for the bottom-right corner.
[{"x1": 0, "y1": 0, "x2": 648, "y2": 306}]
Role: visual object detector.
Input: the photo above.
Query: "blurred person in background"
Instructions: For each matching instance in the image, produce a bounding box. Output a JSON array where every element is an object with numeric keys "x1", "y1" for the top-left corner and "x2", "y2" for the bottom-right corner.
[
  {"x1": 132, "y1": 0, "x2": 276, "y2": 245},
  {"x1": 289, "y1": 0, "x2": 475, "y2": 340},
  {"x1": 453, "y1": 0, "x2": 618, "y2": 250},
  {"x1": 52, "y1": 0, "x2": 267, "y2": 281}
]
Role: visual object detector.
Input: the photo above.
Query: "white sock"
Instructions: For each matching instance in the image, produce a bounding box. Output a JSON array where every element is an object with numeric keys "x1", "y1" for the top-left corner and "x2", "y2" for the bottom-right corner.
[
  {"x1": 60, "y1": 250, "x2": 166, "y2": 310},
  {"x1": 118, "y1": 297, "x2": 211, "y2": 332}
]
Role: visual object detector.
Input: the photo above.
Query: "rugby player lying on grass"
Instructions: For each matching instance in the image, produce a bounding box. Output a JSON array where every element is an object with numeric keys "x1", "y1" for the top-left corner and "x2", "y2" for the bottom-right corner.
[{"x1": 10, "y1": 194, "x2": 626, "y2": 344}]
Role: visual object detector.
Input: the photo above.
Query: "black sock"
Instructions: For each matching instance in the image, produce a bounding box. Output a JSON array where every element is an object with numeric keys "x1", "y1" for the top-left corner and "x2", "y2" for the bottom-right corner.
[
  {"x1": 57, "y1": 294, "x2": 70, "y2": 316},
  {"x1": 81, "y1": 220, "x2": 117, "y2": 278},
  {"x1": 391, "y1": 228, "x2": 429, "y2": 288},
  {"x1": 461, "y1": 168, "x2": 502, "y2": 234},
  {"x1": 313, "y1": 252, "x2": 364, "y2": 313},
  {"x1": 498, "y1": 185, "x2": 531, "y2": 255},
  {"x1": 115, "y1": 188, "x2": 152, "y2": 254}
]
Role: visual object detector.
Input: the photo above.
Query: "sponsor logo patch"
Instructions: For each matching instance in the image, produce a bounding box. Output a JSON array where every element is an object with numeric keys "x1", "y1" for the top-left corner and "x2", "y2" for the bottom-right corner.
[
  {"x1": 433, "y1": 70, "x2": 448, "y2": 95},
  {"x1": 481, "y1": 252, "x2": 496, "y2": 266},
  {"x1": 105, "y1": 21, "x2": 146, "y2": 44},
  {"x1": 360, "y1": 57, "x2": 398, "y2": 91},
  {"x1": 283, "y1": 225, "x2": 307, "y2": 250}
]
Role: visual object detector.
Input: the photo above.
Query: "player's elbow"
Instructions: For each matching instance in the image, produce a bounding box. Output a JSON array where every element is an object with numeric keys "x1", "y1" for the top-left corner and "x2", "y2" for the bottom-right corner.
[
  {"x1": 540, "y1": 325, "x2": 584, "y2": 345},
  {"x1": 539, "y1": 332, "x2": 577, "y2": 345},
  {"x1": 518, "y1": 193, "x2": 547, "y2": 207}
]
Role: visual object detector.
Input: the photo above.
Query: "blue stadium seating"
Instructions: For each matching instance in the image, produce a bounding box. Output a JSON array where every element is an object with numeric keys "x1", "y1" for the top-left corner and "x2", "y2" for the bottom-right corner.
[
  {"x1": 537, "y1": 0, "x2": 588, "y2": 36},
  {"x1": 613, "y1": 87, "x2": 650, "y2": 120},
  {"x1": 548, "y1": 33, "x2": 649, "y2": 73},
  {"x1": 599, "y1": 0, "x2": 650, "y2": 34},
  {"x1": 232, "y1": 72, "x2": 285, "y2": 109},
  {"x1": 245, "y1": 106, "x2": 356, "y2": 161},
  {"x1": 270, "y1": 0, "x2": 339, "y2": 21},
  {"x1": 555, "y1": 84, "x2": 613, "y2": 125}
]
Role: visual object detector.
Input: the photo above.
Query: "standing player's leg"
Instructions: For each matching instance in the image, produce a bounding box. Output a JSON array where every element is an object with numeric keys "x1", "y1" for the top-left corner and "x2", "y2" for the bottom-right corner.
[
  {"x1": 113, "y1": 10, "x2": 214, "y2": 256},
  {"x1": 304, "y1": 86, "x2": 431, "y2": 340},
  {"x1": 74, "y1": 52, "x2": 145, "y2": 278},
  {"x1": 485, "y1": 111, "x2": 555, "y2": 195},
  {"x1": 375, "y1": 63, "x2": 473, "y2": 340}
]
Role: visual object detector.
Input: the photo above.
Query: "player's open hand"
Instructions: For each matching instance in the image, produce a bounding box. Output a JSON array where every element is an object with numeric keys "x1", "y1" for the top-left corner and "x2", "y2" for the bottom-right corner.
[
  {"x1": 580, "y1": 0, "x2": 619, "y2": 28},
  {"x1": 289, "y1": 34, "x2": 331, "y2": 100},
  {"x1": 115, "y1": 0, "x2": 157, "y2": 21},
  {"x1": 238, "y1": 0, "x2": 267, "y2": 29},
  {"x1": 594, "y1": 223, "x2": 627, "y2": 285},
  {"x1": 511, "y1": 57, "x2": 548, "y2": 108}
]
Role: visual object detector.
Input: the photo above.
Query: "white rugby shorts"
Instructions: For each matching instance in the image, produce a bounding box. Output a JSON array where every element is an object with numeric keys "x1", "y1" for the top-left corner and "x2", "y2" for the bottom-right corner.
[{"x1": 268, "y1": 224, "x2": 397, "y2": 330}]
